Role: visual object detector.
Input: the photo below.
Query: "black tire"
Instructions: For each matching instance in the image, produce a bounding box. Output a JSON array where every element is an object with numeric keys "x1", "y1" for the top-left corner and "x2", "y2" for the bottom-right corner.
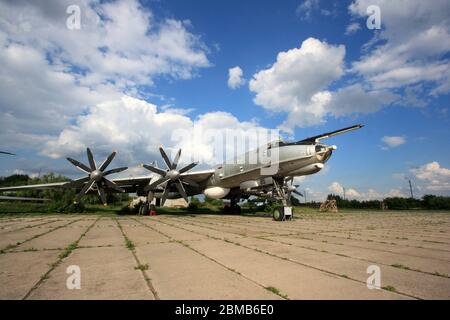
[
  {"x1": 223, "y1": 205, "x2": 230, "y2": 214},
  {"x1": 142, "y1": 203, "x2": 149, "y2": 215},
  {"x1": 272, "y1": 207, "x2": 284, "y2": 221}
]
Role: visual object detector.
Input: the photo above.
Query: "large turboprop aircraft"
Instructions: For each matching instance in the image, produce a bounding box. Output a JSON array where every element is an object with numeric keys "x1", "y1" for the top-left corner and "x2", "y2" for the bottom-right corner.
[{"x1": 0, "y1": 124, "x2": 363, "y2": 220}]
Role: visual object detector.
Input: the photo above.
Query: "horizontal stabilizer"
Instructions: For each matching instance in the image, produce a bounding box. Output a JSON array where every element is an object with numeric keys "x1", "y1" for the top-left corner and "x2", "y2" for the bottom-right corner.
[{"x1": 296, "y1": 124, "x2": 364, "y2": 144}]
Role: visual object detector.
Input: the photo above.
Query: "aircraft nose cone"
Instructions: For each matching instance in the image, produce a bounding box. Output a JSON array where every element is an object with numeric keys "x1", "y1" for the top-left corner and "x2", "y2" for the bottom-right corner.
[
  {"x1": 90, "y1": 170, "x2": 103, "y2": 181},
  {"x1": 167, "y1": 170, "x2": 180, "y2": 180}
]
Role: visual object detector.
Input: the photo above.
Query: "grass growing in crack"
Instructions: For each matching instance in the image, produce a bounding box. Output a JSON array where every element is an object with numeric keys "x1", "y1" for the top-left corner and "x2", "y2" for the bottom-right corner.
[
  {"x1": 135, "y1": 263, "x2": 149, "y2": 271},
  {"x1": 125, "y1": 237, "x2": 135, "y2": 250},
  {"x1": 391, "y1": 264, "x2": 410, "y2": 270},
  {"x1": 340, "y1": 274, "x2": 350, "y2": 279},
  {"x1": 433, "y1": 271, "x2": 449, "y2": 278},
  {"x1": 382, "y1": 285, "x2": 397, "y2": 292},
  {"x1": 336, "y1": 253, "x2": 348, "y2": 257},
  {"x1": 58, "y1": 242, "x2": 77, "y2": 259},
  {"x1": 265, "y1": 286, "x2": 288, "y2": 299}
]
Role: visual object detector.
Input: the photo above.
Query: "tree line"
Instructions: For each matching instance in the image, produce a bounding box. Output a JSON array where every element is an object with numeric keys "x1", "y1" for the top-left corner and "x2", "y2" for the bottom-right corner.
[{"x1": 326, "y1": 194, "x2": 450, "y2": 210}]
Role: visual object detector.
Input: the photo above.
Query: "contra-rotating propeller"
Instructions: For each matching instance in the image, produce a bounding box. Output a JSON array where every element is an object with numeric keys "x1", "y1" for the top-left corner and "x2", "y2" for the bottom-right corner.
[
  {"x1": 64, "y1": 148, "x2": 128, "y2": 205},
  {"x1": 284, "y1": 177, "x2": 304, "y2": 199},
  {"x1": 141, "y1": 146, "x2": 198, "y2": 206}
]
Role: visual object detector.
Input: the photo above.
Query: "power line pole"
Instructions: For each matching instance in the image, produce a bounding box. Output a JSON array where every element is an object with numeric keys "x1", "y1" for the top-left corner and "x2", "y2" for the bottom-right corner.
[
  {"x1": 343, "y1": 187, "x2": 346, "y2": 200},
  {"x1": 304, "y1": 190, "x2": 307, "y2": 203},
  {"x1": 408, "y1": 179, "x2": 414, "y2": 198}
]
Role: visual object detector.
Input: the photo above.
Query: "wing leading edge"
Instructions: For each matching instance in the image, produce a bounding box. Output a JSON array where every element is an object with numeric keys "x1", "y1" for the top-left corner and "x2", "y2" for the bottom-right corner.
[{"x1": 295, "y1": 124, "x2": 364, "y2": 144}]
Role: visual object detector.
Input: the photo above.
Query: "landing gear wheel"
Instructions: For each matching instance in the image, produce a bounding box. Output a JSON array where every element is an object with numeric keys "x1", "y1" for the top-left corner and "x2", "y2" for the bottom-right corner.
[
  {"x1": 142, "y1": 203, "x2": 149, "y2": 216},
  {"x1": 138, "y1": 203, "x2": 149, "y2": 215},
  {"x1": 223, "y1": 204, "x2": 241, "y2": 214},
  {"x1": 273, "y1": 207, "x2": 284, "y2": 221}
]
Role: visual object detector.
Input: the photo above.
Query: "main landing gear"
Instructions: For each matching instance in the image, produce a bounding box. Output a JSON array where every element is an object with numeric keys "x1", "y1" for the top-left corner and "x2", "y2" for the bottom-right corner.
[
  {"x1": 138, "y1": 191, "x2": 158, "y2": 216},
  {"x1": 223, "y1": 196, "x2": 241, "y2": 214}
]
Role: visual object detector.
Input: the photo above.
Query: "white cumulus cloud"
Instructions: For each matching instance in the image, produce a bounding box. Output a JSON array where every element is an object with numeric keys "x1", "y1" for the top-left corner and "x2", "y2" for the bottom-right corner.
[
  {"x1": 43, "y1": 96, "x2": 271, "y2": 171},
  {"x1": 381, "y1": 136, "x2": 406, "y2": 148},
  {"x1": 0, "y1": 0, "x2": 210, "y2": 150},
  {"x1": 345, "y1": 22, "x2": 361, "y2": 35},
  {"x1": 349, "y1": 0, "x2": 450, "y2": 95},
  {"x1": 249, "y1": 38, "x2": 345, "y2": 132},
  {"x1": 410, "y1": 162, "x2": 450, "y2": 192},
  {"x1": 227, "y1": 66, "x2": 246, "y2": 89}
]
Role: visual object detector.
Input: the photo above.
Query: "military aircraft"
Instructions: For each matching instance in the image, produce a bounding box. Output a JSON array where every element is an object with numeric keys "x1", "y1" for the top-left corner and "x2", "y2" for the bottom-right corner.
[{"x1": 0, "y1": 124, "x2": 363, "y2": 220}]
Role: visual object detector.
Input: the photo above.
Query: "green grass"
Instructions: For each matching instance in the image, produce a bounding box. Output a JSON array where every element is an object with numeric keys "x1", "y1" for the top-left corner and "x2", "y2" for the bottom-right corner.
[
  {"x1": 0, "y1": 201, "x2": 126, "y2": 216},
  {"x1": 433, "y1": 271, "x2": 449, "y2": 278},
  {"x1": 382, "y1": 285, "x2": 397, "y2": 292},
  {"x1": 125, "y1": 238, "x2": 135, "y2": 250},
  {"x1": 58, "y1": 242, "x2": 77, "y2": 259},
  {"x1": 265, "y1": 286, "x2": 288, "y2": 299},
  {"x1": 391, "y1": 264, "x2": 410, "y2": 270},
  {"x1": 134, "y1": 263, "x2": 149, "y2": 271}
]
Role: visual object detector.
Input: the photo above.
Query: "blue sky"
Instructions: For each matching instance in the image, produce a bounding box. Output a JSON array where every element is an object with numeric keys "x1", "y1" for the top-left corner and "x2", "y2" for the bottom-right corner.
[{"x1": 0, "y1": 0, "x2": 449, "y2": 200}]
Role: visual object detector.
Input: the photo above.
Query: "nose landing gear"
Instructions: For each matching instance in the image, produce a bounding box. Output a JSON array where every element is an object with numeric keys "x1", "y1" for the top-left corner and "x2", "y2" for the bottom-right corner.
[{"x1": 272, "y1": 179, "x2": 293, "y2": 221}]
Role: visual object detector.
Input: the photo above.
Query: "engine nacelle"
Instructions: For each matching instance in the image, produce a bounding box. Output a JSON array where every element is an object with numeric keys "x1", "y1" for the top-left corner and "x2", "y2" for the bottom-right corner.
[
  {"x1": 203, "y1": 187, "x2": 230, "y2": 199},
  {"x1": 287, "y1": 163, "x2": 324, "y2": 176}
]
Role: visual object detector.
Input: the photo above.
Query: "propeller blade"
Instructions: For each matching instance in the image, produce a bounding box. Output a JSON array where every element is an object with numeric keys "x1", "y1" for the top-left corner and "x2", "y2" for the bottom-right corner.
[
  {"x1": 76, "y1": 179, "x2": 96, "y2": 202},
  {"x1": 63, "y1": 176, "x2": 90, "y2": 188},
  {"x1": 293, "y1": 190, "x2": 304, "y2": 197},
  {"x1": 67, "y1": 157, "x2": 91, "y2": 173},
  {"x1": 103, "y1": 178, "x2": 125, "y2": 193},
  {"x1": 180, "y1": 177, "x2": 199, "y2": 187},
  {"x1": 86, "y1": 148, "x2": 97, "y2": 170},
  {"x1": 142, "y1": 164, "x2": 166, "y2": 176},
  {"x1": 97, "y1": 183, "x2": 107, "y2": 205},
  {"x1": 0, "y1": 151, "x2": 15, "y2": 155},
  {"x1": 144, "y1": 176, "x2": 170, "y2": 191},
  {"x1": 160, "y1": 185, "x2": 170, "y2": 206},
  {"x1": 178, "y1": 162, "x2": 198, "y2": 174},
  {"x1": 99, "y1": 151, "x2": 116, "y2": 171},
  {"x1": 103, "y1": 166, "x2": 128, "y2": 176},
  {"x1": 175, "y1": 180, "x2": 189, "y2": 203},
  {"x1": 159, "y1": 146, "x2": 173, "y2": 169},
  {"x1": 172, "y1": 149, "x2": 182, "y2": 169}
]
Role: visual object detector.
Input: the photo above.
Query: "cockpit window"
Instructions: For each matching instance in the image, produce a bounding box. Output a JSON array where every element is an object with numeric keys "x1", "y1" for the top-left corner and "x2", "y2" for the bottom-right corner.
[{"x1": 315, "y1": 145, "x2": 327, "y2": 153}]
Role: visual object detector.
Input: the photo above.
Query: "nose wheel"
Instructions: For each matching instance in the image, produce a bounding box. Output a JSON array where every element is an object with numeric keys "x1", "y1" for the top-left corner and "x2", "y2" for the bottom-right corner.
[
  {"x1": 272, "y1": 179, "x2": 294, "y2": 221},
  {"x1": 272, "y1": 207, "x2": 283, "y2": 221}
]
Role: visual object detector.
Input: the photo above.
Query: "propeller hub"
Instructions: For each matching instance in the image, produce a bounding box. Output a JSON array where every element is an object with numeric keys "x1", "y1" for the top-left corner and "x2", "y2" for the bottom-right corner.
[
  {"x1": 90, "y1": 169, "x2": 103, "y2": 181},
  {"x1": 167, "y1": 169, "x2": 180, "y2": 180}
]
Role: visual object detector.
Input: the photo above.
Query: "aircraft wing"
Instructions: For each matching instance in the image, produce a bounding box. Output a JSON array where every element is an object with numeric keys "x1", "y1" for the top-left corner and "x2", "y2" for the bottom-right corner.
[
  {"x1": 110, "y1": 175, "x2": 153, "y2": 187},
  {"x1": 0, "y1": 182, "x2": 67, "y2": 192},
  {"x1": 0, "y1": 170, "x2": 214, "y2": 193},
  {"x1": 180, "y1": 169, "x2": 214, "y2": 182},
  {"x1": 296, "y1": 124, "x2": 364, "y2": 143},
  {"x1": 0, "y1": 176, "x2": 154, "y2": 193}
]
